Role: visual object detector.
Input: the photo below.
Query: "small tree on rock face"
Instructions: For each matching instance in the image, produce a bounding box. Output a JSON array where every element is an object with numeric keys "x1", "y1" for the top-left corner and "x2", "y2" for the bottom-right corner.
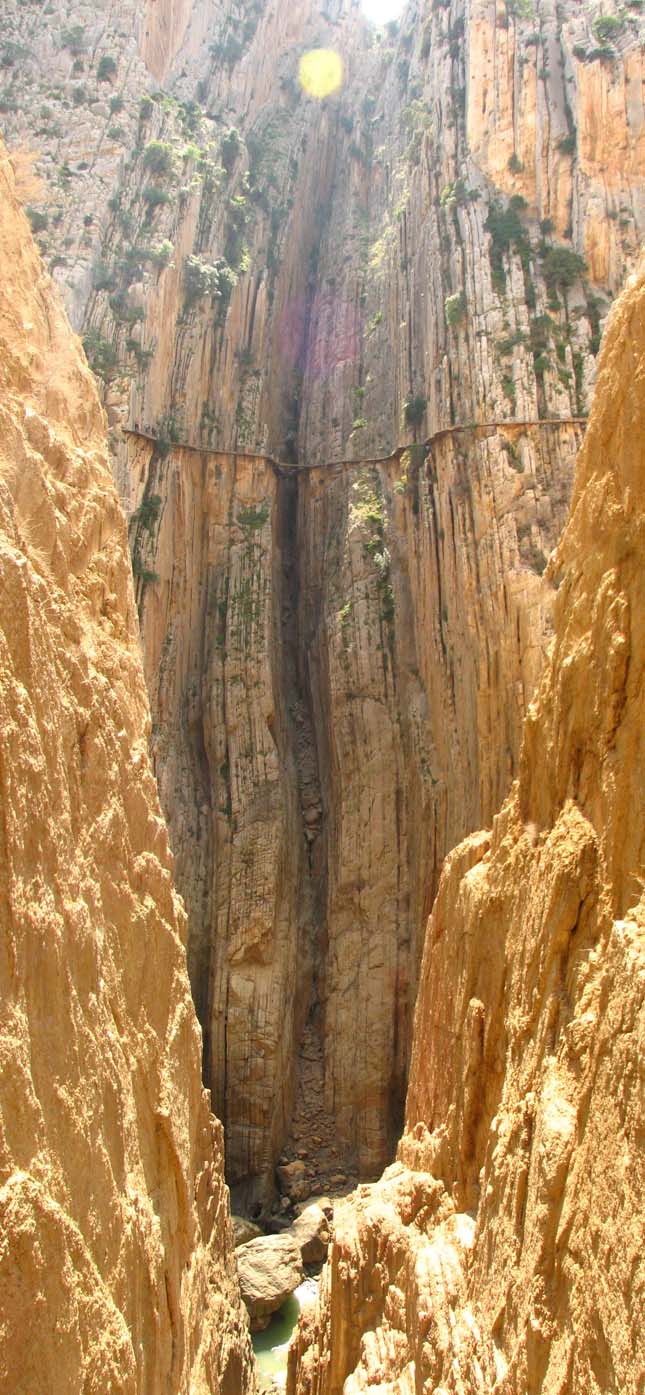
[
  {"x1": 220, "y1": 127, "x2": 241, "y2": 174},
  {"x1": 403, "y1": 394, "x2": 427, "y2": 429},
  {"x1": 542, "y1": 245, "x2": 587, "y2": 293},
  {"x1": 142, "y1": 140, "x2": 175, "y2": 179},
  {"x1": 183, "y1": 254, "x2": 222, "y2": 306},
  {"x1": 97, "y1": 54, "x2": 117, "y2": 82},
  {"x1": 445, "y1": 290, "x2": 467, "y2": 327},
  {"x1": 61, "y1": 24, "x2": 86, "y2": 55},
  {"x1": 592, "y1": 13, "x2": 624, "y2": 43}
]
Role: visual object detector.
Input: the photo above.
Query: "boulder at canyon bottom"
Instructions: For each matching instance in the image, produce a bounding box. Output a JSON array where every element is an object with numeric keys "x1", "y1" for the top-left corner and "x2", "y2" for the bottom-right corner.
[{"x1": 236, "y1": 1234, "x2": 304, "y2": 1330}]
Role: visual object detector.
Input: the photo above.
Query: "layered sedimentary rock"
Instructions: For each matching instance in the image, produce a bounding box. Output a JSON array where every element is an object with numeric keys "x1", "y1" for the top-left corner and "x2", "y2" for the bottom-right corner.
[
  {"x1": 288, "y1": 262, "x2": 645, "y2": 1394},
  {"x1": 3, "y1": 0, "x2": 644, "y2": 1201},
  {"x1": 0, "y1": 144, "x2": 255, "y2": 1395}
]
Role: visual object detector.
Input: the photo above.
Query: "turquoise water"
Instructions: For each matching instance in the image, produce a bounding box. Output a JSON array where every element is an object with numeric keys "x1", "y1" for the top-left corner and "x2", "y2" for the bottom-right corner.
[{"x1": 252, "y1": 1279, "x2": 319, "y2": 1388}]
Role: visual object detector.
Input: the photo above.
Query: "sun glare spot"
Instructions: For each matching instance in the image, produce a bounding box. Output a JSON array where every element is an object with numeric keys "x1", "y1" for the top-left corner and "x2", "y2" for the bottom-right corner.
[
  {"x1": 299, "y1": 49, "x2": 344, "y2": 99},
  {"x1": 361, "y1": 0, "x2": 406, "y2": 23}
]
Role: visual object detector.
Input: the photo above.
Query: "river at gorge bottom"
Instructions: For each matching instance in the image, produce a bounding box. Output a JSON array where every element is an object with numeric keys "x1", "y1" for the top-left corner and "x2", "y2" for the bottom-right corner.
[{"x1": 252, "y1": 1277, "x2": 320, "y2": 1390}]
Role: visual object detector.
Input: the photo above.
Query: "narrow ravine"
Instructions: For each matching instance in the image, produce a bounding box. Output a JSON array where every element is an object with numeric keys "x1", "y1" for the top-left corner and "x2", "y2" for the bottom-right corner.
[
  {"x1": 273, "y1": 469, "x2": 360, "y2": 1197},
  {"x1": 253, "y1": 1279, "x2": 320, "y2": 1393}
]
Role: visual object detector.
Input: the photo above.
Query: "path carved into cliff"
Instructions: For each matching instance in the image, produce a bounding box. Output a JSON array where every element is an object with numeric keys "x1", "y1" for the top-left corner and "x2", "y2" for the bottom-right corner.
[{"x1": 122, "y1": 417, "x2": 589, "y2": 476}]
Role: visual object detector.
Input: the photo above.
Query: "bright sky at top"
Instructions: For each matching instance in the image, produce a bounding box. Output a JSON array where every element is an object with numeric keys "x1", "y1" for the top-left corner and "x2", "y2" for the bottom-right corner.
[{"x1": 361, "y1": 0, "x2": 406, "y2": 23}]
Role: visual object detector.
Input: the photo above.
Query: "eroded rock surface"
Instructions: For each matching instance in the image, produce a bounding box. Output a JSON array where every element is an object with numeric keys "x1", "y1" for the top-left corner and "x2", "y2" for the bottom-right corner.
[
  {"x1": 4, "y1": 0, "x2": 645, "y2": 1203},
  {"x1": 0, "y1": 143, "x2": 256, "y2": 1395},
  {"x1": 287, "y1": 264, "x2": 645, "y2": 1394},
  {"x1": 237, "y1": 1234, "x2": 304, "y2": 1331},
  {"x1": 291, "y1": 1202, "x2": 332, "y2": 1265}
]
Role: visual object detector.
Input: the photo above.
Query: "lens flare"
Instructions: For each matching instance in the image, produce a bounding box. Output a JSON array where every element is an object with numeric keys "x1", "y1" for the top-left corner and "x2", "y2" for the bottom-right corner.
[
  {"x1": 361, "y1": 0, "x2": 406, "y2": 22},
  {"x1": 299, "y1": 49, "x2": 344, "y2": 99}
]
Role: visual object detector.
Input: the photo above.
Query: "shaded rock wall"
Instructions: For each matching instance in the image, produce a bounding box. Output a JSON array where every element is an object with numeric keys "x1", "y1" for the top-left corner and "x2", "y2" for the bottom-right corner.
[
  {"x1": 287, "y1": 260, "x2": 645, "y2": 1395},
  {"x1": 3, "y1": 0, "x2": 644, "y2": 1200},
  {"x1": 0, "y1": 145, "x2": 256, "y2": 1395}
]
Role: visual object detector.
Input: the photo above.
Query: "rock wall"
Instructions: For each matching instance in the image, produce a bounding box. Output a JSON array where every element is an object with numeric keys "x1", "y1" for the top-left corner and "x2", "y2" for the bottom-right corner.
[
  {"x1": 3, "y1": 0, "x2": 644, "y2": 1201},
  {"x1": 287, "y1": 260, "x2": 645, "y2": 1394},
  {"x1": 0, "y1": 144, "x2": 256, "y2": 1395}
]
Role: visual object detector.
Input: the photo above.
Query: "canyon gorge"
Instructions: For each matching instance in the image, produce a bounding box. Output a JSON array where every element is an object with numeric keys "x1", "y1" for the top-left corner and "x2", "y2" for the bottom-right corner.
[{"x1": 0, "y1": 0, "x2": 643, "y2": 1390}]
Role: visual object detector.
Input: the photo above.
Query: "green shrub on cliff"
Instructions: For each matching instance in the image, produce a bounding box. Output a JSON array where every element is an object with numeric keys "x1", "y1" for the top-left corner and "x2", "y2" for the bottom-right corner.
[
  {"x1": 542, "y1": 245, "x2": 587, "y2": 293},
  {"x1": 591, "y1": 12, "x2": 625, "y2": 43},
  {"x1": 403, "y1": 394, "x2": 427, "y2": 428},
  {"x1": 142, "y1": 140, "x2": 175, "y2": 178},
  {"x1": 445, "y1": 290, "x2": 467, "y2": 327}
]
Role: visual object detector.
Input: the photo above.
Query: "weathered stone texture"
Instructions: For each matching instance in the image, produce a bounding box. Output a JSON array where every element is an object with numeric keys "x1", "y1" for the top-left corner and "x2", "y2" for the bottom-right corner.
[
  {"x1": 287, "y1": 261, "x2": 645, "y2": 1395},
  {"x1": 3, "y1": 0, "x2": 644, "y2": 1201},
  {"x1": 0, "y1": 144, "x2": 255, "y2": 1395},
  {"x1": 236, "y1": 1234, "x2": 304, "y2": 1331}
]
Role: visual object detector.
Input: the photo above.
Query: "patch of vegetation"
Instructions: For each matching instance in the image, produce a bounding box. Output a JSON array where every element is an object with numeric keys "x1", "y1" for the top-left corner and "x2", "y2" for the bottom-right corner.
[
  {"x1": 404, "y1": 98, "x2": 432, "y2": 164},
  {"x1": 403, "y1": 394, "x2": 427, "y2": 428},
  {"x1": 445, "y1": 289, "x2": 467, "y2": 327},
  {"x1": 142, "y1": 184, "x2": 171, "y2": 212},
  {"x1": 586, "y1": 293, "x2": 603, "y2": 355},
  {"x1": 210, "y1": 32, "x2": 244, "y2": 65},
  {"x1": 149, "y1": 239, "x2": 174, "y2": 268},
  {"x1": 542, "y1": 244, "x2": 587, "y2": 299},
  {"x1": 420, "y1": 18, "x2": 432, "y2": 57},
  {"x1": 237, "y1": 503, "x2": 269, "y2": 530},
  {"x1": 82, "y1": 329, "x2": 118, "y2": 379},
  {"x1": 1, "y1": 41, "x2": 31, "y2": 68},
  {"x1": 92, "y1": 260, "x2": 118, "y2": 292},
  {"x1": 592, "y1": 12, "x2": 625, "y2": 43},
  {"x1": 26, "y1": 206, "x2": 48, "y2": 233},
  {"x1": 497, "y1": 329, "x2": 528, "y2": 357},
  {"x1": 142, "y1": 140, "x2": 175, "y2": 178},
  {"x1": 440, "y1": 178, "x2": 470, "y2": 208},
  {"x1": 502, "y1": 372, "x2": 517, "y2": 408},
  {"x1": 338, "y1": 600, "x2": 353, "y2": 630},
  {"x1": 349, "y1": 473, "x2": 395, "y2": 625},
  {"x1": 183, "y1": 253, "x2": 223, "y2": 305},
  {"x1": 486, "y1": 198, "x2": 531, "y2": 295},
  {"x1": 221, "y1": 126, "x2": 241, "y2": 173},
  {"x1": 131, "y1": 493, "x2": 162, "y2": 533},
  {"x1": 61, "y1": 24, "x2": 86, "y2": 55},
  {"x1": 132, "y1": 555, "x2": 160, "y2": 585},
  {"x1": 97, "y1": 54, "x2": 117, "y2": 82},
  {"x1": 556, "y1": 133, "x2": 576, "y2": 155},
  {"x1": 108, "y1": 291, "x2": 144, "y2": 326},
  {"x1": 155, "y1": 414, "x2": 180, "y2": 458}
]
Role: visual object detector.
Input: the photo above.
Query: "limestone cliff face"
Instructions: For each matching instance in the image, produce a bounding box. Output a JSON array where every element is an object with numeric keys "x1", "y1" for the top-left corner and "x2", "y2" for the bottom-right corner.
[
  {"x1": 0, "y1": 145, "x2": 255, "y2": 1395},
  {"x1": 287, "y1": 262, "x2": 645, "y2": 1394},
  {"x1": 3, "y1": 0, "x2": 644, "y2": 1201}
]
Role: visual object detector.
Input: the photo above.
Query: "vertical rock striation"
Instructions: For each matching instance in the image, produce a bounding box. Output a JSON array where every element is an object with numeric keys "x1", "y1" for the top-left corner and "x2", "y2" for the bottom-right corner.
[
  {"x1": 3, "y1": 0, "x2": 644, "y2": 1199},
  {"x1": 287, "y1": 260, "x2": 645, "y2": 1395},
  {"x1": 0, "y1": 144, "x2": 256, "y2": 1395}
]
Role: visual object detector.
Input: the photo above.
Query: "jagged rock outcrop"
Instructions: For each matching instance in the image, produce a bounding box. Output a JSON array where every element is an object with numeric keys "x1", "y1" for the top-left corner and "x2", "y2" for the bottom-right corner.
[
  {"x1": 0, "y1": 144, "x2": 256, "y2": 1395},
  {"x1": 287, "y1": 261, "x2": 645, "y2": 1394},
  {"x1": 3, "y1": 0, "x2": 644, "y2": 1202}
]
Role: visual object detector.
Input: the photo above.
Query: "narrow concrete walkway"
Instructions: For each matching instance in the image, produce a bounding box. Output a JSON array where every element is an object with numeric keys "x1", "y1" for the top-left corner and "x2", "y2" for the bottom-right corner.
[{"x1": 122, "y1": 415, "x2": 588, "y2": 475}]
